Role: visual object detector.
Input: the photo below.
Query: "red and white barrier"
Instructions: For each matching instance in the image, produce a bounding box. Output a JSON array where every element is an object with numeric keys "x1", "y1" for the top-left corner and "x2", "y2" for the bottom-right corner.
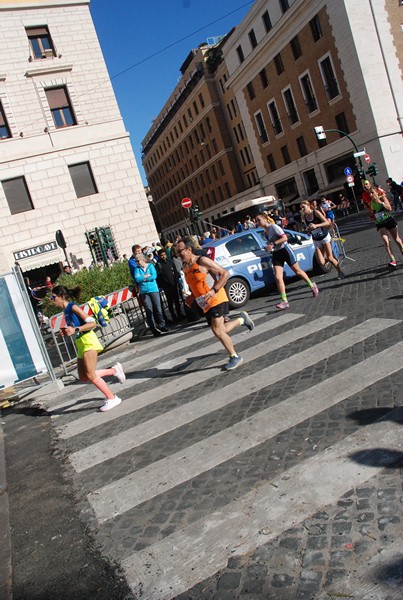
[{"x1": 50, "y1": 286, "x2": 134, "y2": 332}]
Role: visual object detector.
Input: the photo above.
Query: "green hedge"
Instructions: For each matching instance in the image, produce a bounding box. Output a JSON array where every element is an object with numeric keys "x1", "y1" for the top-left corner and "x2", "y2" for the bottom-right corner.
[{"x1": 44, "y1": 261, "x2": 132, "y2": 317}]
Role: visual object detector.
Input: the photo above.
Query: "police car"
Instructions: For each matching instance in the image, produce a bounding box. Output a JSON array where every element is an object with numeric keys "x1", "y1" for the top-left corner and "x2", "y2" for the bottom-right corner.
[{"x1": 204, "y1": 228, "x2": 338, "y2": 308}]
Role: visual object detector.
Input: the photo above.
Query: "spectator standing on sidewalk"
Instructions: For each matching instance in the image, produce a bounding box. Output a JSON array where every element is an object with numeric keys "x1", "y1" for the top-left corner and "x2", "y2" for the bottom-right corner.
[
  {"x1": 386, "y1": 178, "x2": 403, "y2": 212},
  {"x1": 177, "y1": 237, "x2": 254, "y2": 370},
  {"x1": 156, "y1": 248, "x2": 182, "y2": 322},
  {"x1": 320, "y1": 196, "x2": 337, "y2": 231},
  {"x1": 255, "y1": 213, "x2": 319, "y2": 310},
  {"x1": 51, "y1": 284, "x2": 125, "y2": 411},
  {"x1": 339, "y1": 193, "x2": 349, "y2": 217},
  {"x1": 134, "y1": 254, "x2": 168, "y2": 336}
]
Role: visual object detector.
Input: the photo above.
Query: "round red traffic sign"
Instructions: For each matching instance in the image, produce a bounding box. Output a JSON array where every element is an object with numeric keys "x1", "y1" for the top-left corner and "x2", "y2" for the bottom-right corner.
[
  {"x1": 364, "y1": 153, "x2": 371, "y2": 163},
  {"x1": 346, "y1": 175, "x2": 354, "y2": 183},
  {"x1": 181, "y1": 197, "x2": 192, "y2": 209}
]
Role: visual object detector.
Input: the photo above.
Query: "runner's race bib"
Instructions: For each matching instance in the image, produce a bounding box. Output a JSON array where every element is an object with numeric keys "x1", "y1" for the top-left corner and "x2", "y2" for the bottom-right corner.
[{"x1": 195, "y1": 295, "x2": 209, "y2": 309}]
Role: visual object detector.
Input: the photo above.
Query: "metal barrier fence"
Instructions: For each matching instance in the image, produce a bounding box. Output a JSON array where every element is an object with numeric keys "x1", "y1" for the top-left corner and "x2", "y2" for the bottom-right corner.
[
  {"x1": 332, "y1": 222, "x2": 355, "y2": 264},
  {"x1": 47, "y1": 287, "x2": 173, "y2": 377}
]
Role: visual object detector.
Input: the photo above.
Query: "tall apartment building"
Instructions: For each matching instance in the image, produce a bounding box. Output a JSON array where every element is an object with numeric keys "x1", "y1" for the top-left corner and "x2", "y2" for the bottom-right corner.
[
  {"x1": 0, "y1": 0, "x2": 157, "y2": 280},
  {"x1": 141, "y1": 40, "x2": 263, "y2": 238},
  {"x1": 217, "y1": 0, "x2": 403, "y2": 203},
  {"x1": 143, "y1": 0, "x2": 403, "y2": 237}
]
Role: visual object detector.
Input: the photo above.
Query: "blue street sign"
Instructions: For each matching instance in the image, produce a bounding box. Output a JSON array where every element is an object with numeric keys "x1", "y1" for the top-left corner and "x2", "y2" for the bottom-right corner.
[{"x1": 344, "y1": 167, "x2": 352, "y2": 176}]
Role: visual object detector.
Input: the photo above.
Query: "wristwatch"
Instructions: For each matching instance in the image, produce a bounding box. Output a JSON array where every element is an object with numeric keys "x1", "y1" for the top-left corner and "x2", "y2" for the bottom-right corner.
[
  {"x1": 75, "y1": 327, "x2": 80, "y2": 335},
  {"x1": 212, "y1": 286, "x2": 219, "y2": 293}
]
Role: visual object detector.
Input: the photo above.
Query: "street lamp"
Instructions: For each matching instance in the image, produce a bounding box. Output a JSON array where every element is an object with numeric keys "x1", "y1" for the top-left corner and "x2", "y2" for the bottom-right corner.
[
  {"x1": 314, "y1": 125, "x2": 364, "y2": 176},
  {"x1": 314, "y1": 125, "x2": 366, "y2": 213}
]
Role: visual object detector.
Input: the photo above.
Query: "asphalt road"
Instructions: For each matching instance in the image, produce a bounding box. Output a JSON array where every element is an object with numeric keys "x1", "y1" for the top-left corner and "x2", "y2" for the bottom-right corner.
[{"x1": 1, "y1": 212, "x2": 403, "y2": 600}]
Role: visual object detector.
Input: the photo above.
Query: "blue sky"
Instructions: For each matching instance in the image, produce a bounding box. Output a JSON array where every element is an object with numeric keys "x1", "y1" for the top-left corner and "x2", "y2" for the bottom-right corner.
[{"x1": 90, "y1": 0, "x2": 253, "y2": 184}]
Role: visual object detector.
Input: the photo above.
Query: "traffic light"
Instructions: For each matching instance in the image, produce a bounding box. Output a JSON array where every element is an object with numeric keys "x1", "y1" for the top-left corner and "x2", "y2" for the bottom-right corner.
[
  {"x1": 85, "y1": 230, "x2": 103, "y2": 263},
  {"x1": 85, "y1": 231, "x2": 96, "y2": 247},
  {"x1": 367, "y1": 163, "x2": 378, "y2": 177},
  {"x1": 193, "y1": 205, "x2": 202, "y2": 221},
  {"x1": 100, "y1": 226, "x2": 114, "y2": 247},
  {"x1": 356, "y1": 166, "x2": 365, "y2": 179}
]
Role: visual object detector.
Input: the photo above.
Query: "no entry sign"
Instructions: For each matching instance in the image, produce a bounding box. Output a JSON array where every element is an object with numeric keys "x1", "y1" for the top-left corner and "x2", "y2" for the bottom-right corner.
[{"x1": 181, "y1": 197, "x2": 192, "y2": 209}]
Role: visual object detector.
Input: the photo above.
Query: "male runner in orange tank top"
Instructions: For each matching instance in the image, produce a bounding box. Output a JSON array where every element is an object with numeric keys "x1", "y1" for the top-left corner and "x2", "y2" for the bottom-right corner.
[{"x1": 177, "y1": 237, "x2": 254, "y2": 370}]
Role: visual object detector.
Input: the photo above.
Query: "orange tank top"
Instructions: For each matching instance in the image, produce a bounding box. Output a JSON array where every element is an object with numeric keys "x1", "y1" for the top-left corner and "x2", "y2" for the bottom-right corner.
[{"x1": 184, "y1": 259, "x2": 228, "y2": 312}]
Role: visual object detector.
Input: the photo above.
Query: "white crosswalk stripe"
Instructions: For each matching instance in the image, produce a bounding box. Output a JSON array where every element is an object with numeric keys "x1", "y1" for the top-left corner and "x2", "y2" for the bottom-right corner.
[
  {"x1": 122, "y1": 412, "x2": 402, "y2": 600},
  {"x1": 49, "y1": 312, "x2": 403, "y2": 600},
  {"x1": 69, "y1": 315, "x2": 343, "y2": 471},
  {"x1": 55, "y1": 312, "x2": 300, "y2": 437},
  {"x1": 48, "y1": 311, "x2": 271, "y2": 414},
  {"x1": 87, "y1": 319, "x2": 399, "y2": 521}
]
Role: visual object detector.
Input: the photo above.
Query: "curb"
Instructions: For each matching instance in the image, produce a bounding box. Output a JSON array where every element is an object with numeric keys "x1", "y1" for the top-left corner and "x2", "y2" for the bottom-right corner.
[{"x1": 0, "y1": 423, "x2": 12, "y2": 600}]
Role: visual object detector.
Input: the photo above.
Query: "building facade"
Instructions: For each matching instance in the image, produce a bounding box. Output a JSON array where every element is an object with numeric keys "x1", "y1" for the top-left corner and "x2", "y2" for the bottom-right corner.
[
  {"x1": 143, "y1": 0, "x2": 403, "y2": 237},
  {"x1": 224, "y1": 0, "x2": 403, "y2": 205},
  {"x1": 0, "y1": 0, "x2": 157, "y2": 280},
  {"x1": 141, "y1": 42, "x2": 263, "y2": 238}
]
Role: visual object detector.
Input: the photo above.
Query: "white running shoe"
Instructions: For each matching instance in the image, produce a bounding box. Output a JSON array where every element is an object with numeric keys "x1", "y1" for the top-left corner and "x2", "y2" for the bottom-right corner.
[
  {"x1": 113, "y1": 362, "x2": 126, "y2": 384},
  {"x1": 99, "y1": 395, "x2": 121, "y2": 412}
]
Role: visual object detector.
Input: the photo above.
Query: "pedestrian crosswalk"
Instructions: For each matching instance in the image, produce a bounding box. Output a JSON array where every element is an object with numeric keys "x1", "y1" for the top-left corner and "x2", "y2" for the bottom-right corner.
[{"x1": 44, "y1": 310, "x2": 403, "y2": 600}]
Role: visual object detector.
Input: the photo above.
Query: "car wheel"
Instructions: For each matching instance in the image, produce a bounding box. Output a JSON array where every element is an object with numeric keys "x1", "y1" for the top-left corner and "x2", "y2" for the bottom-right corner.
[
  {"x1": 313, "y1": 255, "x2": 332, "y2": 274},
  {"x1": 225, "y1": 278, "x2": 250, "y2": 308}
]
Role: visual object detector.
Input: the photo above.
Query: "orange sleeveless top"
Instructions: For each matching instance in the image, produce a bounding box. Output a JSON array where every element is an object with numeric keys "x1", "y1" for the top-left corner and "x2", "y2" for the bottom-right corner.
[{"x1": 184, "y1": 260, "x2": 228, "y2": 312}]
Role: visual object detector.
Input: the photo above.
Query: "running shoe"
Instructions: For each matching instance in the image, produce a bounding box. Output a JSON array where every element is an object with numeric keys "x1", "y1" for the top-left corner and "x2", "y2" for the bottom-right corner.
[
  {"x1": 337, "y1": 271, "x2": 346, "y2": 280},
  {"x1": 113, "y1": 362, "x2": 126, "y2": 384},
  {"x1": 225, "y1": 355, "x2": 243, "y2": 371},
  {"x1": 99, "y1": 395, "x2": 121, "y2": 412},
  {"x1": 275, "y1": 301, "x2": 290, "y2": 310},
  {"x1": 388, "y1": 260, "x2": 397, "y2": 268},
  {"x1": 311, "y1": 283, "x2": 319, "y2": 298},
  {"x1": 240, "y1": 311, "x2": 255, "y2": 331}
]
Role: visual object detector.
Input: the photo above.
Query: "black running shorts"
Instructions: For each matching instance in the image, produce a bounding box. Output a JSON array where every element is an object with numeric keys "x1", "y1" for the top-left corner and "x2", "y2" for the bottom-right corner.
[
  {"x1": 376, "y1": 217, "x2": 397, "y2": 231},
  {"x1": 205, "y1": 301, "x2": 229, "y2": 325}
]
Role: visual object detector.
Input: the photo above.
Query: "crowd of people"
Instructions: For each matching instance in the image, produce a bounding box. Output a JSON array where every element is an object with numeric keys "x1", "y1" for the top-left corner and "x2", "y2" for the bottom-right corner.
[{"x1": 29, "y1": 176, "x2": 403, "y2": 413}]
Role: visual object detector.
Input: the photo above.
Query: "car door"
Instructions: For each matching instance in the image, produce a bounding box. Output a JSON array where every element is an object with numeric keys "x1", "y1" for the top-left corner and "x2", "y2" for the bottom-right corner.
[{"x1": 224, "y1": 232, "x2": 273, "y2": 291}]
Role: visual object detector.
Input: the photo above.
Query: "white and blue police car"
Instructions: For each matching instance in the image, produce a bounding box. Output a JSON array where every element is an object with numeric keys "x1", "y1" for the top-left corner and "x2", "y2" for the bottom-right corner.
[{"x1": 203, "y1": 228, "x2": 338, "y2": 308}]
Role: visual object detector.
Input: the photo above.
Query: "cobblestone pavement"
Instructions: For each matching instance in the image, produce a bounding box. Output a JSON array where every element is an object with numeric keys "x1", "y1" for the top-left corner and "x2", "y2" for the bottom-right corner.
[{"x1": 4, "y1": 214, "x2": 403, "y2": 599}]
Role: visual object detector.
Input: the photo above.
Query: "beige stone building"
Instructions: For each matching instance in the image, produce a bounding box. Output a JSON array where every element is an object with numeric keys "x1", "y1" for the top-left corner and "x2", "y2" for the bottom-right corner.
[
  {"x1": 143, "y1": 0, "x2": 403, "y2": 236},
  {"x1": 0, "y1": 0, "x2": 157, "y2": 280}
]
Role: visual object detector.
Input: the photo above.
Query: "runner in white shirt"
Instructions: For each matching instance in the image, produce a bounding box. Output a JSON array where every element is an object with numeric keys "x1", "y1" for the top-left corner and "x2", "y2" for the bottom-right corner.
[{"x1": 256, "y1": 214, "x2": 319, "y2": 310}]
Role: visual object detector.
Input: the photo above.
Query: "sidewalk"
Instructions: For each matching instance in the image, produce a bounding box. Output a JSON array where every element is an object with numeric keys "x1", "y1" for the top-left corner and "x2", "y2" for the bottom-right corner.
[
  {"x1": 0, "y1": 422, "x2": 11, "y2": 600},
  {"x1": 1, "y1": 397, "x2": 134, "y2": 600}
]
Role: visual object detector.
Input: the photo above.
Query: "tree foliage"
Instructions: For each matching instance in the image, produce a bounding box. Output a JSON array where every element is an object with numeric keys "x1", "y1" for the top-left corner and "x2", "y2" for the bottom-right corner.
[{"x1": 44, "y1": 261, "x2": 132, "y2": 316}]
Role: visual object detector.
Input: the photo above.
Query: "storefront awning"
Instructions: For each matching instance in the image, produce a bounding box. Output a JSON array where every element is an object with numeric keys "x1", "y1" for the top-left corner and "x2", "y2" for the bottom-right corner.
[
  {"x1": 18, "y1": 251, "x2": 64, "y2": 272},
  {"x1": 318, "y1": 178, "x2": 346, "y2": 196},
  {"x1": 280, "y1": 193, "x2": 299, "y2": 206}
]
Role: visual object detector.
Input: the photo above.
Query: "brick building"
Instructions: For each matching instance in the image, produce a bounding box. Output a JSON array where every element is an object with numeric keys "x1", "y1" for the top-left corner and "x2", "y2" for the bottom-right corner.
[
  {"x1": 0, "y1": 0, "x2": 157, "y2": 280},
  {"x1": 220, "y1": 0, "x2": 403, "y2": 203},
  {"x1": 143, "y1": 0, "x2": 403, "y2": 236}
]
